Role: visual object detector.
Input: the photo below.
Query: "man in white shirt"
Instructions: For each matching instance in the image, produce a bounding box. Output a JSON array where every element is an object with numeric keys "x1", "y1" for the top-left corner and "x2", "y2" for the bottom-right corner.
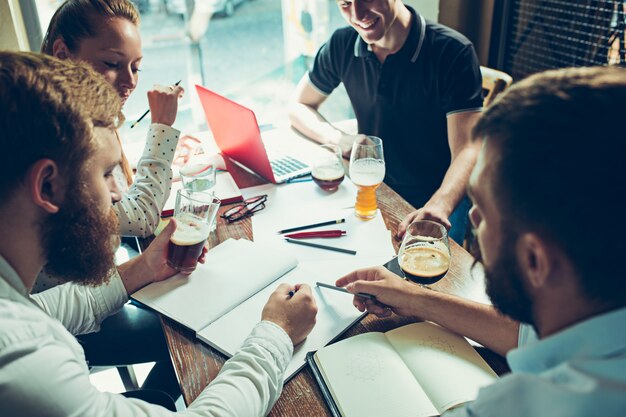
[
  {"x1": 0, "y1": 51, "x2": 317, "y2": 416},
  {"x1": 337, "y1": 65, "x2": 626, "y2": 416}
]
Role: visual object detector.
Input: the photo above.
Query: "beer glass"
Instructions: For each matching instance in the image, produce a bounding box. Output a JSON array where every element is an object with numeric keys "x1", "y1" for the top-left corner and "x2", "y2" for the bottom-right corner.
[
  {"x1": 167, "y1": 190, "x2": 220, "y2": 272},
  {"x1": 180, "y1": 163, "x2": 216, "y2": 193},
  {"x1": 349, "y1": 135, "x2": 385, "y2": 219},
  {"x1": 311, "y1": 144, "x2": 345, "y2": 191},
  {"x1": 398, "y1": 220, "x2": 451, "y2": 286}
]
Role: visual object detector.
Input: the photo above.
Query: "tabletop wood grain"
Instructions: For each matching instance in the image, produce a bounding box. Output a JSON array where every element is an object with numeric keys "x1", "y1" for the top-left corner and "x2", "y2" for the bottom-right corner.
[{"x1": 161, "y1": 151, "x2": 508, "y2": 413}]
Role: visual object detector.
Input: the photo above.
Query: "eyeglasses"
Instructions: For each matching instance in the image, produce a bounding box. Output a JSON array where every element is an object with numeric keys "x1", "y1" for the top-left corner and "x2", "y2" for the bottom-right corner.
[{"x1": 220, "y1": 194, "x2": 268, "y2": 223}]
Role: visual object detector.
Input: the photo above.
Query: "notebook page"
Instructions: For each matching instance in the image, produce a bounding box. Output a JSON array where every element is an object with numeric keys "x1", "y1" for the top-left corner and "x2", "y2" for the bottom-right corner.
[
  {"x1": 314, "y1": 332, "x2": 438, "y2": 417},
  {"x1": 386, "y1": 322, "x2": 497, "y2": 413},
  {"x1": 132, "y1": 239, "x2": 297, "y2": 331}
]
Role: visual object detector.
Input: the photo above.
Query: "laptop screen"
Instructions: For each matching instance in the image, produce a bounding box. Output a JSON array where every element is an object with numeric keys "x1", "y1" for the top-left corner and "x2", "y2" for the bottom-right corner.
[{"x1": 195, "y1": 85, "x2": 275, "y2": 182}]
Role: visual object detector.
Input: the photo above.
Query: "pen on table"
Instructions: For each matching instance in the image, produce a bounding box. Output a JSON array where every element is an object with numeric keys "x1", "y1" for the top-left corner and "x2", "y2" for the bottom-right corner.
[
  {"x1": 130, "y1": 80, "x2": 182, "y2": 128},
  {"x1": 284, "y1": 237, "x2": 356, "y2": 255},
  {"x1": 284, "y1": 230, "x2": 346, "y2": 239},
  {"x1": 316, "y1": 282, "x2": 376, "y2": 300},
  {"x1": 278, "y1": 219, "x2": 346, "y2": 234}
]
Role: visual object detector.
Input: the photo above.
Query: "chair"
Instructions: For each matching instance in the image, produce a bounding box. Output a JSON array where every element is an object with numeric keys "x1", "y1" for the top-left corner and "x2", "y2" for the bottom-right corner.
[{"x1": 480, "y1": 66, "x2": 513, "y2": 107}]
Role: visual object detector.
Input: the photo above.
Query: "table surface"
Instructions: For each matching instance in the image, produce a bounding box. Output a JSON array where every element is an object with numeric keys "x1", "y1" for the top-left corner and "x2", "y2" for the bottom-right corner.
[{"x1": 160, "y1": 146, "x2": 507, "y2": 413}]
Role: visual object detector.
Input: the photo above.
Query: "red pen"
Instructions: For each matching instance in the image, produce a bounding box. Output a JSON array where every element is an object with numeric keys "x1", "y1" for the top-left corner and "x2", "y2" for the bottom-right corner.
[{"x1": 284, "y1": 230, "x2": 346, "y2": 239}]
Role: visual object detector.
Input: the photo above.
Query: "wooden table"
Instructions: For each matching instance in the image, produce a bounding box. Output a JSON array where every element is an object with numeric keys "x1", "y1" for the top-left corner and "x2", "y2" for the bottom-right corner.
[{"x1": 161, "y1": 155, "x2": 508, "y2": 413}]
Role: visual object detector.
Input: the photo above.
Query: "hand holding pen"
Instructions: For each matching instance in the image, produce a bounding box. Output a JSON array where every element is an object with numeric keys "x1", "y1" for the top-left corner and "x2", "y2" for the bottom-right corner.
[
  {"x1": 131, "y1": 81, "x2": 183, "y2": 128},
  {"x1": 261, "y1": 283, "x2": 318, "y2": 345}
]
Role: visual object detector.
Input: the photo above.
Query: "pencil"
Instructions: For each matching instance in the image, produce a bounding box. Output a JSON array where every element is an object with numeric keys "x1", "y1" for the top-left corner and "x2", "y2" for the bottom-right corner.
[
  {"x1": 278, "y1": 219, "x2": 345, "y2": 234},
  {"x1": 316, "y1": 282, "x2": 375, "y2": 300},
  {"x1": 284, "y1": 238, "x2": 356, "y2": 255},
  {"x1": 130, "y1": 80, "x2": 181, "y2": 128}
]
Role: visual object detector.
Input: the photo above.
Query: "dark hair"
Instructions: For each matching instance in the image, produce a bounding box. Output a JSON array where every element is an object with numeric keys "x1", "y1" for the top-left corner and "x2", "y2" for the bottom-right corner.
[
  {"x1": 41, "y1": 0, "x2": 140, "y2": 55},
  {"x1": 0, "y1": 51, "x2": 122, "y2": 201},
  {"x1": 473, "y1": 65, "x2": 626, "y2": 306}
]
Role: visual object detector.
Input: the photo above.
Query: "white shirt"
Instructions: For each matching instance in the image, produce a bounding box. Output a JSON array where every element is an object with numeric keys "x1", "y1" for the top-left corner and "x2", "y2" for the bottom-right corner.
[
  {"x1": 445, "y1": 310, "x2": 626, "y2": 416},
  {"x1": 0, "y1": 255, "x2": 293, "y2": 417}
]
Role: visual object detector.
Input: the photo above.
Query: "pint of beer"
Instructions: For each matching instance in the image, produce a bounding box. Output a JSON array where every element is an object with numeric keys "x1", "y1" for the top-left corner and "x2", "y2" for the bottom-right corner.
[
  {"x1": 398, "y1": 220, "x2": 451, "y2": 286},
  {"x1": 349, "y1": 136, "x2": 385, "y2": 219},
  {"x1": 311, "y1": 144, "x2": 345, "y2": 191},
  {"x1": 167, "y1": 190, "x2": 220, "y2": 272}
]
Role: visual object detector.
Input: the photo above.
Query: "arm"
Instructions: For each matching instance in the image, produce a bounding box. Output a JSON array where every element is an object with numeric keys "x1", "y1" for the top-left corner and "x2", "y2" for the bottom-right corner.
[
  {"x1": 116, "y1": 123, "x2": 180, "y2": 237},
  {"x1": 117, "y1": 84, "x2": 183, "y2": 237},
  {"x1": 397, "y1": 111, "x2": 482, "y2": 237},
  {"x1": 336, "y1": 267, "x2": 519, "y2": 356},
  {"x1": 288, "y1": 75, "x2": 356, "y2": 155}
]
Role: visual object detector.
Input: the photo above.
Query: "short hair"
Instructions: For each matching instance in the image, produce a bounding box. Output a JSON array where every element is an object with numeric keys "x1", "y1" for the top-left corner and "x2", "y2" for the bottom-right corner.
[
  {"x1": 0, "y1": 51, "x2": 122, "y2": 201},
  {"x1": 41, "y1": 0, "x2": 140, "y2": 55},
  {"x1": 473, "y1": 66, "x2": 626, "y2": 306}
]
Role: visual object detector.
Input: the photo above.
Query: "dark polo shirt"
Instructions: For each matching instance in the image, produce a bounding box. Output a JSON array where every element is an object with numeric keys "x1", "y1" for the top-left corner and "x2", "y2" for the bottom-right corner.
[{"x1": 308, "y1": 7, "x2": 483, "y2": 209}]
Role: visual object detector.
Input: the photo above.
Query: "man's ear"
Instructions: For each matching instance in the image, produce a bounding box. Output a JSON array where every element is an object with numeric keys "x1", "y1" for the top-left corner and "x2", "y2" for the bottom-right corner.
[
  {"x1": 28, "y1": 159, "x2": 62, "y2": 214},
  {"x1": 51, "y1": 38, "x2": 72, "y2": 60},
  {"x1": 516, "y1": 233, "x2": 552, "y2": 290}
]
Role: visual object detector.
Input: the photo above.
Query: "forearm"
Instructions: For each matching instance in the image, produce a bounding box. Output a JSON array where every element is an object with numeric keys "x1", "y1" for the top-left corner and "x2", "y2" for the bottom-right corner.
[
  {"x1": 185, "y1": 321, "x2": 292, "y2": 417},
  {"x1": 288, "y1": 103, "x2": 344, "y2": 145},
  {"x1": 410, "y1": 288, "x2": 519, "y2": 356},
  {"x1": 424, "y1": 144, "x2": 479, "y2": 216}
]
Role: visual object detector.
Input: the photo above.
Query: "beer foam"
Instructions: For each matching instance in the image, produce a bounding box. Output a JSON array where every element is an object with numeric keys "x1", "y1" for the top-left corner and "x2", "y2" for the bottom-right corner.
[
  {"x1": 349, "y1": 158, "x2": 385, "y2": 186},
  {"x1": 400, "y1": 246, "x2": 450, "y2": 277},
  {"x1": 312, "y1": 165, "x2": 344, "y2": 180},
  {"x1": 171, "y1": 221, "x2": 209, "y2": 246}
]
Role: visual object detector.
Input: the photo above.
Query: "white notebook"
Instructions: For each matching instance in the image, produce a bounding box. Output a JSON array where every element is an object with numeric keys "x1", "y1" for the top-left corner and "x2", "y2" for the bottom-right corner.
[{"x1": 132, "y1": 238, "x2": 370, "y2": 381}]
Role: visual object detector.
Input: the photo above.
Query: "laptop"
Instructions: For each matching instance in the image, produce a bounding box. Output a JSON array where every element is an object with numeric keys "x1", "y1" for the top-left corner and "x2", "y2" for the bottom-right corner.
[{"x1": 195, "y1": 85, "x2": 312, "y2": 183}]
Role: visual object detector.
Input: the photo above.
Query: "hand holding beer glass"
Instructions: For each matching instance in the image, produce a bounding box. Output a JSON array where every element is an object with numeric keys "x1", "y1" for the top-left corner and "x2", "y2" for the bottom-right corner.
[
  {"x1": 349, "y1": 135, "x2": 385, "y2": 219},
  {"x1": 311, "y1": 144, "x2": 345, "y2": 191},
  {"x1": 167, "y1": 190, "x2": 220, "y2": 272},
  {"x1": 398, "y1": 220, "x2": 451, "y2": 286}
]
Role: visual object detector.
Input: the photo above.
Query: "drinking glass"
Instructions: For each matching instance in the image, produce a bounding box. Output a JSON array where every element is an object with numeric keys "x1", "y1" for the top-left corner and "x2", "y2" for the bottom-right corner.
[
  {"x1": 397, "y1": 220, "x2": 451, "y2": 286},
  {"x1": 167, "y1": 190, "x2": 220, "y2": 272},
  {"x1": 180, "y1": 163, "x2": 216, "y2": 193},
  {"x1": 311, "y1": 144, "x2": 345, "y2": 191},
  {"x1": 349, "y1": 135, "x2": 385, "y2": 219}
]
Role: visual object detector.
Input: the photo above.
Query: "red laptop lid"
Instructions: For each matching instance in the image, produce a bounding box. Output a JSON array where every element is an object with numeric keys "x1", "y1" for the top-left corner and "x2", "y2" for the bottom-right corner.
[{"x1": 195, "y1": 85, "x2": 275, "y2": 182}]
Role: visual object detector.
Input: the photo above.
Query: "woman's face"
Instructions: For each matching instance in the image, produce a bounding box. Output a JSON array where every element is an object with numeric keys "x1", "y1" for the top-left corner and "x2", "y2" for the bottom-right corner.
[{"x1": 70, "y1": 17, "x2": 142, "y2": 105}]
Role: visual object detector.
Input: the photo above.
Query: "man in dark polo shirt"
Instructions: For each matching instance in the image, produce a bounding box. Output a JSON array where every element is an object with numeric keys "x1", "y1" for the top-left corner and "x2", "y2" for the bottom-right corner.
[{"x1": 288, "y1": 0, "x2": 483, "y2": 243}]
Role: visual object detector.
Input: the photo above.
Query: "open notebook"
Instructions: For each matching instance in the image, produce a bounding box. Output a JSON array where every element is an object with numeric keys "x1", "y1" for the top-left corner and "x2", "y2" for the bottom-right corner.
[{"x1": 131, "y1": 238, "x2": 369, "y2": 381}]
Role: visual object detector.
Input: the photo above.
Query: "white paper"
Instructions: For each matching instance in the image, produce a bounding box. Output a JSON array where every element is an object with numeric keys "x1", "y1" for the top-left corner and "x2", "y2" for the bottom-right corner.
[
  {"x1": 132, "y1": 239, "x2": 297, "y2": 331},
  {"x1": 197, "y1": 257, "x2": 392, "y2": 382}
]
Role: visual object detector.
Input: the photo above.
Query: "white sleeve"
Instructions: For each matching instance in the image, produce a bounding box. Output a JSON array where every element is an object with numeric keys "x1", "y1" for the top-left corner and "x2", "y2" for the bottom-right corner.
[
  {"x1": 183, "y1": 320, "x2": 293, "y2": 417},
  {"x1": 0, "y1": 319, "x2": 292, "y2": 417},
  {"x1": 30, "y1": 271, "x2": 128, "y2": 335},
  {"x1": 116, "y1": 124, "x2": 180, "y2": 237}
]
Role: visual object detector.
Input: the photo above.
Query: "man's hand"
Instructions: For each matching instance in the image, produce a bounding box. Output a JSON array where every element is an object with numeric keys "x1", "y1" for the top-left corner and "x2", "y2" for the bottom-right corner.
[
  {"x1": 147, "y1": 83, "x2": 184, "y2": 126},
  {"x1": 336, "y1": 266, "x2": 424, "y2": 318},
  {"x1": 261, "y1": 283, "x2": 317, "y2": 345},
  {"x1": 396, "y1": 205, "x2": 451, "y2": 240},
  {"x1": 119, "y1": 219, "x2": 205, "y2": 294}
]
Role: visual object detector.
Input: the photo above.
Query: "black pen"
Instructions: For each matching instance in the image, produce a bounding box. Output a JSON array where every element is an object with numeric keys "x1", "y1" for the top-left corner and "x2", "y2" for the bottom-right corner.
[
  {"x1": 316, "y1": 282, "x2": 376, "y2": 300},
  {"x1": 130, "y1": 80, "x2": 181, "y2": 128},
  {"x1": 278, "y1": 219, "x2": 345, "y2": 234},
  {"x1": 284, "y1": 238, "x2": 356, "y2": 255}
]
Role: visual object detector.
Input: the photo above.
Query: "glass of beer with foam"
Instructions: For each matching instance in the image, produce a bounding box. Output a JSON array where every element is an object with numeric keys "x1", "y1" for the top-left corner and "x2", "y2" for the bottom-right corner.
[
  {"x1": 349, "y1": 135, "x2": 385, "y2": 219},
  {"x1": 167, "y1": 190, "x2": 220, "y2": 272},
  {"x1": 311, "y1": 144, "x2": 345, "y2": 191},
  {"x1": 398, "y1": 220, "x2": 451, "y2": 286}
]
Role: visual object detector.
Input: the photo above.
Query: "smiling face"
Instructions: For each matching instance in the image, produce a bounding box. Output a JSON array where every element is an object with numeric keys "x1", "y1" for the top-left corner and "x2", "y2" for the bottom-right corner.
[
  {"x1": 336, "y1": 0, "x2": 399, "y2": 45},
  {"x1": 68, "y1": 17, "x2": 142, "y2": 105}
]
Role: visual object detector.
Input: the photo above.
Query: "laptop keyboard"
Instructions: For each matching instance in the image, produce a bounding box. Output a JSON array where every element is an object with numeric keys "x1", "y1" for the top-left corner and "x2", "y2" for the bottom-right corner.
[{"x1": 270, "y1": 156, "x2": 308, "y2": 176}]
